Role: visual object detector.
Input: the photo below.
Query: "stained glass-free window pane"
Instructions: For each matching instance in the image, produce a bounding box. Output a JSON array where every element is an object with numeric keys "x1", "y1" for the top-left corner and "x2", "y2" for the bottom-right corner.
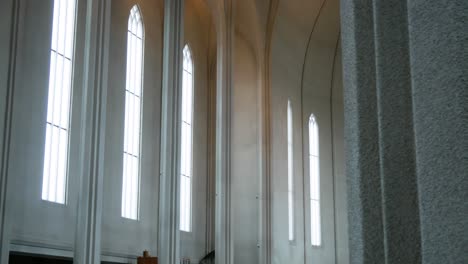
[
  {"x1": 180, "y1": 45, "x2": 193, "y2": 232},
  {"x1": 287, "y1": 100, "x2": 294, "y2": 241},
  {"x1": 122, "y1": 5, "x2": 144, "y2": 220},
  {"x1": 309, "y1": 115, "x2": 321, "y2": 246},
  {"x1": 42, "y1": 0, "x2": 77, "y2": 204}
]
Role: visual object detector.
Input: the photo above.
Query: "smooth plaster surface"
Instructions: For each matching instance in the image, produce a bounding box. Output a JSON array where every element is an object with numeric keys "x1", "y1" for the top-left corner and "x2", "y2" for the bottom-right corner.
[
  {"x1": 179, "y1": 0, "x2": 216, "y2": 261},
  {"x1": 0, "y1": 0, "x2": 352, "y2": 263},
  {"x1": 0, "y1": 0, "x2": 216, "y2": 262},
  {"x1": 270, "y1": 0, "x2": 348, "y2": 263},
  {"x1": 101, "y1": 0, "x2": 163, "y2": 259},
  {"x1": 5, "y1": 0, "x2": 85, "y2": 253}
]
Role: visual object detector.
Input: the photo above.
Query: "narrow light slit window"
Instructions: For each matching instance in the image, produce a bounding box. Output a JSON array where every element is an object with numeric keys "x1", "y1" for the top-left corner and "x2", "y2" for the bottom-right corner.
[
  {"x1": 180, "y1": 45, "x2": 193, "y2": 232},
  {"x1": 309, "y1": 114, "x2": 321, "y2": 246},
  {"x1": 121, "y1": 5, "x2": 144, "y2": 220},
  {"x1": 42, "y1": 0, "x2": 77, "y2": 204},
  {"x1": 287, "y1": 100, "x2": 294, "y2": 241}
]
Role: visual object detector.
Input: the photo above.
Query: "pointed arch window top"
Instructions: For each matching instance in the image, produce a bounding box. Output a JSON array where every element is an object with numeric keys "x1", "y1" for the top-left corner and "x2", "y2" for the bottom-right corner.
[
  {"x1": 309, "y1": 114, "x2": 318, "y2": 157},
  {"x1": 122, "y1": 4, "x2": 145, "y2": 220},
  {"x1": 129, "y1": 5, "x2": 143, "y2": 39},
  {"x1": 183, "y1": 45, "x2": 193, "y2": 73},
  {"x1": 309, "y1": 114, "x2": 316, "y2": 124},
  {"x1": 180, "y1": 44, "x2": 194, "y2": 232}
]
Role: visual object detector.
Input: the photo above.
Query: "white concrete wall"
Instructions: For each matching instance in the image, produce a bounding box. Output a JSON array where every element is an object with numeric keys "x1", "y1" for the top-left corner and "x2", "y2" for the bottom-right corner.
[
  {"x1": 269, "y1": 0, "x2": 348, "y2": 263},
  {"x1": 5, "y1": 0, "x2": 86, "y2": 255},
  {"x1": 231, "y1": 32, "x2": 262, "y2": 264},
  {"x1": 0, "y1": 0, "x2": 347, "y2": 263},
  {"x1": 0, "y1": 0, "x2": 216, "y2": 262},
  {"x1": 332, "y1": 46, "x2": 348, "y2": 264},
  {"x1": 301, "y1": 1, "x2": 341, "y2": 263},
  {"x1": 179, "y1": 0, "x2": 216, "y2": 261},
  {"x1": 100, "y1": 0, "x2": 163, "y2": 260}
]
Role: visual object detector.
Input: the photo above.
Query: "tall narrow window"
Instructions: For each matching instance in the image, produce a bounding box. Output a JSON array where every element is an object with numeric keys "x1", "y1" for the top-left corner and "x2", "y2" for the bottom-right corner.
[
  {"x1": 287, "y1": 100, "x2": 294, "y2": 241},
  {"x1": 121, "y1": 5, "x2": 144, "y2": 220},
  {"x1": 42, "y1": 0, "x2": 77, "y2": 204},
  {"x1": 309, "y1": 114, "x2": 321, "y2": 246},
  {"x1": 180, "y1": 45, "x2": 193, "y2": 232}
]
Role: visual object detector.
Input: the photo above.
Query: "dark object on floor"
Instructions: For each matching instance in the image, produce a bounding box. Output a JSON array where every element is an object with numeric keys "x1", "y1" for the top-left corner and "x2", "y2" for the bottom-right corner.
[{"x1": 199, "y1": 250, "x2": 214, "y2": 264}]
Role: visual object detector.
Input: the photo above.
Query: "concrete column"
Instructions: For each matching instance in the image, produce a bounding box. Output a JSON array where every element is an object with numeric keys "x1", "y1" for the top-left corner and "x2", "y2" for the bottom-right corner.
[
  {"x1": 259, "y1": 1, "x2": 279, "y2": 263},
  {"x1": 342, "y1": 0, "x2": 467, "y2": 263},
  {"x1": 407, "y1": 0, "x2": 468, "y2": 263},
  {"x1": 373, "y1": 0, "x2": 421, "y2": 262},
  {"x1": 215, "y1": 0, "x2": 234, "y2": 263},
  {"x1": 341, "y1": 0, "x2": 385, "y2": 262},
  {"x1": 0, "y1": 0, "x2": 17, "y2": 262},
  {"x1": 158, "y1": 0, "x2": 184, "y2": 263},
  {"x1": 74, "y1": 0, "x2": 111, "y2": 263}
]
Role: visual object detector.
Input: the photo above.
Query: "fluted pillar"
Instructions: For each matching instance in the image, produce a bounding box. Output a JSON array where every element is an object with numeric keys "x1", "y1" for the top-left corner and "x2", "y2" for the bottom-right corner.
[
  {"x1": 158, "y1": 1, "x2": 184, "y2": 264},
  {"x1": 215, "y1": 1, "x2": 234, "y2": 264},
  {"x1": 341, "y1": 0, "x2": 467, "y2": 263},
  {"x1": 74, "y1": 0, "x2": 111, "y2": 263}
]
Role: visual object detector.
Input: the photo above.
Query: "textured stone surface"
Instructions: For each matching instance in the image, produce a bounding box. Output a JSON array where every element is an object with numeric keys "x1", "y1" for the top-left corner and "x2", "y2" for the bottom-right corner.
[
  {"x1": 342, "y1": 0, "x2": 467, "y2": 263},
  {"x1": 373, "y1": 0, "x2": 421, "y2": 262},
  {"x1": 341, "y1": 0, "x2": 385, "y2": 262},
  {"x1": 407, "y1": 0, "x2": 468, "y2": 263}
]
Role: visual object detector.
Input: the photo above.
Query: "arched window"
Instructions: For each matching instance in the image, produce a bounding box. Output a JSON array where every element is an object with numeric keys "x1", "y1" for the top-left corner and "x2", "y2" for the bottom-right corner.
[
  {"x1": 287, "y1": 100, "x2": 294, "y2": 241},
  {"x1": 180, "y1": 45, "x2": 193, "y2": 232},
  {"x1": 309, "y1": 114, "x2": 321, "y2": 246},
  {"x1": 121, "y1": 5, "x2": 144, "y2": 220},
  {"x1": 42, "y1": 0, "x2": 77, "y2": 204}
]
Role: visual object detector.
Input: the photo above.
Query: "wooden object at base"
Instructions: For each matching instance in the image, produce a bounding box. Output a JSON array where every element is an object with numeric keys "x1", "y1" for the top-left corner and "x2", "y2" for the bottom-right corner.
[{"x1": 137, "y1": 250, "x2": 158, "y2": 264}]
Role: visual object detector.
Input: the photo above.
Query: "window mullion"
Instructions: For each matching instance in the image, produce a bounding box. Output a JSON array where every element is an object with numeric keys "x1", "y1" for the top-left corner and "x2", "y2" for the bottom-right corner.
[
  {"x1": 309, "y1": 116, "x2": 321, "y2": 246},
  {"x1": 122, "y1": 5, "x2": 143, "y2": 220},
  {"x1": 180, "y1": 45, "x2": 193, "y2": 232}
]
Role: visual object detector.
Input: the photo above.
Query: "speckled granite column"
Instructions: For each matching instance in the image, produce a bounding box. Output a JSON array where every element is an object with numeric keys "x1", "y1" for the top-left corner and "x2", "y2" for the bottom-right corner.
[
  {"x1": 343, "y1": 0, "x2": 467, "y2": 262},
  {"x1": 341, "y1": 0, "x2": 385, "y2": 263},
  {"x1": 373, "y1": 0, "x2": 421, "y2": 262},
  {"x1": 407, "y1": 0, "x2": 468, "y2": 263}
]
